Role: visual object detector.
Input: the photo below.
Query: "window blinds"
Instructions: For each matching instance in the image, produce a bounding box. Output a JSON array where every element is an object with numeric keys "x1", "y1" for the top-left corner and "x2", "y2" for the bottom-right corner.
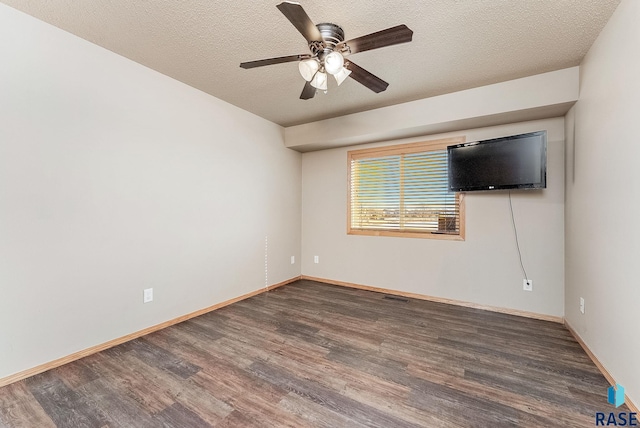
[{"x1": 349, "y1": 146, "x2": 460, "y2": 234}]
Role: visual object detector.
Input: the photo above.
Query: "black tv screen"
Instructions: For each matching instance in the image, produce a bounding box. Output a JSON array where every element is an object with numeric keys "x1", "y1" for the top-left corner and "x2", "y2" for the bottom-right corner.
[{"x1": 448, "y1": 131, "x2": 547, "y2": 192}]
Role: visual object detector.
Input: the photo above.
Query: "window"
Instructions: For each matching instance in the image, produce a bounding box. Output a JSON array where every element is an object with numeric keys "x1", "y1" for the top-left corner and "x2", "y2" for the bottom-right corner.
[{"x1": 347, "y1": 137, "x2": 465, "y2": 240}]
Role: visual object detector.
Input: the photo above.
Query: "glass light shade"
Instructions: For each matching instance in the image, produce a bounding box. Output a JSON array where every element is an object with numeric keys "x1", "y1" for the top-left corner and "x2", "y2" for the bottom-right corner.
[
  {"x1": 310, "y1": 71, "x2": 328, "y2": 90},
  {"x1": 298, "y1": 59, "x2": 320, "y2": 82},
  {"x1": 333, "y1": 67, "x2": 352, "y2": 86},
  {"x1": 324, "y1": 52, "x2": 344, "y2": 75}
]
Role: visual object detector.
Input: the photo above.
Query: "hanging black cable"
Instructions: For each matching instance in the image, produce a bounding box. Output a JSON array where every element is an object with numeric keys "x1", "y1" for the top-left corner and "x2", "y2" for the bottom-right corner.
[{"x1": 509, "y1": 191, "x2": 529, "y2": 280}]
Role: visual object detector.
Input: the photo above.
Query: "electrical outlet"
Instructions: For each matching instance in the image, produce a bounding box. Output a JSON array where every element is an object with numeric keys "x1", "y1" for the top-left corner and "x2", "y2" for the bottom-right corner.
[
  {"x1": 523, "y1": 279, "x2": 533, "y2": 291},
  {"x1": 314, "y1": 255, "x2": 319, "y2": 264},
  {"x1": 143, "y1": 288, "x2": 153, "y2": 303},
  {"x1": 580, "y1": 297, "x2": 585, "y2": 314},
  {"x1": 291, "y1": 256, "x2": 295, "y2": 264}
]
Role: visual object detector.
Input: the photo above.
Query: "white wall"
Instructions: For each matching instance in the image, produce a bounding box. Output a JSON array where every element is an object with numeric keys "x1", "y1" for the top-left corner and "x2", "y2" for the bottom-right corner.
[
  {"x1": 0, "y1": 4, "x2": 301, "y2": 380},
  {"x1": 286, "y1": 68, "x2": 579, "y2": 151},
  {"x1": 302, "y1": 118, "x2": 565, "y2": 318},
  {"x1": 565, "y1": 0, "x2": 639, "y2": 407}
]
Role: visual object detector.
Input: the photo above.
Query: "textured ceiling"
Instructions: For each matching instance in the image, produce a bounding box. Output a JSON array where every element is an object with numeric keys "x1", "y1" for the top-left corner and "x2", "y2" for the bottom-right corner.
[{"x1": 2, "y1": 0, "x2": 620, "y2": 127}]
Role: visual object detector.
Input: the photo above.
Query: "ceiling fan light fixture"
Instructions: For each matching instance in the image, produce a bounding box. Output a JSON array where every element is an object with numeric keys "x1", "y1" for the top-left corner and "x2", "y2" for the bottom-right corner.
[
  {"x1": 310, "y1": 70, "x2": 328, "y2": 90},
  {"x1": 324, "y1": 51, "x2": 344, "y2": 75},
  {"x1": 240, "y1": 3, "x2": 413, "y2": 101},
  {"x1": 334, "y1": 67, "x2": 352, "y2": 86},
  {"x1": 298, "y1": 58, "x2": 320, "y2": 81}
]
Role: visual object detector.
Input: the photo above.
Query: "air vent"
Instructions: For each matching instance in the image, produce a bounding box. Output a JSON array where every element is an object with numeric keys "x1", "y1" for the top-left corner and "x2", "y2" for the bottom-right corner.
[{"x1": 383, "y1": 295, "x2": 409, "y2": 303}]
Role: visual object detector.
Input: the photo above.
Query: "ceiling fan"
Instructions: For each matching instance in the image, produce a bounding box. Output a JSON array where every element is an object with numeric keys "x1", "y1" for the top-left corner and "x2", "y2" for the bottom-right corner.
[{"x1": 240, "y1": 1, "x2": 413, "y2": 100}]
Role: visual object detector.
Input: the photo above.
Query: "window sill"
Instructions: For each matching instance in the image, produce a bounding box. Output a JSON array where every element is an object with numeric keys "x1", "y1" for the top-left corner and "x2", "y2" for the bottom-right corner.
[{"x1": 348, "y1": 229, "x2": 465, "y2": 241}]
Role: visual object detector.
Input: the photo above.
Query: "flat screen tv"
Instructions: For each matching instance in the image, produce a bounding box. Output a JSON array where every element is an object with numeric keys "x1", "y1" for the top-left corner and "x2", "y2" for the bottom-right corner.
[{"x1": 448, "y1": 131, "x2": 547, "y2": 192}]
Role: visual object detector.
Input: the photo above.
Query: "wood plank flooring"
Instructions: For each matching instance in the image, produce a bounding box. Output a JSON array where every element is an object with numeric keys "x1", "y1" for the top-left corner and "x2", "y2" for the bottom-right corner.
[{"x1": 0, "y1": 280, "x2": 623, "y2": 427}]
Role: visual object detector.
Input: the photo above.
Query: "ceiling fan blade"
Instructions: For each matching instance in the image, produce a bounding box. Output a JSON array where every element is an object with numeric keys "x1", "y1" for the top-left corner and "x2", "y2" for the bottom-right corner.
[
  {"x1": 337, "y1": 24, "x2": 413, "y2": 55},
  {"x1": 300, "y1": 81, "x2": 316, "y2": 100},
  {"x1": 276, "y1": 1, "x2": 324, "y2": 44},
  {"x1": 240, "y1": 54, "x2": 310, "y2": 69},
  {"x1": 345, "y1": 61, "x2": 389, "y2": 93}
]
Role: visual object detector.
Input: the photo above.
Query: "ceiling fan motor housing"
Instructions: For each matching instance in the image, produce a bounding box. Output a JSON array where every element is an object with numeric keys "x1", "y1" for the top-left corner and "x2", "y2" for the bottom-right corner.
[{"x1": 313, "y1": 23, "x2": 345, "y2": 58}]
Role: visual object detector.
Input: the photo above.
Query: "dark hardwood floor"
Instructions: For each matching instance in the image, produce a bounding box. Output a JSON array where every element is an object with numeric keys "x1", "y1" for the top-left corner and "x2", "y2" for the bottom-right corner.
[{"x1": 0, "y1": 280, "x2": 620, "y2": 427}]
